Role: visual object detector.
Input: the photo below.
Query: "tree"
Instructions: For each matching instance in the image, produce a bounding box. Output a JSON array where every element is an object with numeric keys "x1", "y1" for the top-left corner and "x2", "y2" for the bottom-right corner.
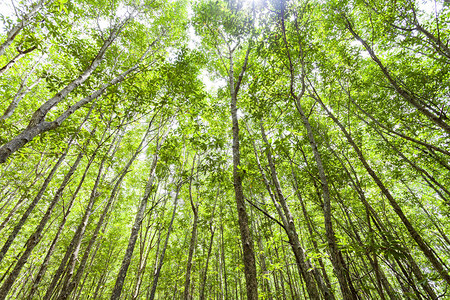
[{"x1": 0, "y1": 0, "x2": 449, "y2": 298}]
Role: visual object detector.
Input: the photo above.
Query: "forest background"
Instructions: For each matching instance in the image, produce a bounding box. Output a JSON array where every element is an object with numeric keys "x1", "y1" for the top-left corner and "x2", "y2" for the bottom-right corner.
[{"x1": 0, "y1": 0, "x2": 449, "y2": 299}]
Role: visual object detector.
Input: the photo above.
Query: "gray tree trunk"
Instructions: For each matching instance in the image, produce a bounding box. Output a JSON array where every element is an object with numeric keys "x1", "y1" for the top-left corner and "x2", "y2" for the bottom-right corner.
[
  {"x1": 183, "y1": 156, "x2": 198, "y2": 300},
  {"x1": 0, "y1": 151, "x2": 84, "y2": 299},
  {"x1": 148, "y1": 182, "x2": 183, "y2": 300},
  {"x1": 111, "y1": 129, "x2": 164, "y2": 300},
  {"x1": 228, "y1": 44, "x2": 258, "y2": 300},
  {"x1": 313, "y1": 91, "x2": 450, "y2": 285}
]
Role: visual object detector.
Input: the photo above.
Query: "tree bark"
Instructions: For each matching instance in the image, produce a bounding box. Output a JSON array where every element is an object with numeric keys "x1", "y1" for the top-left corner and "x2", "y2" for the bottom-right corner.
[
  {"x1": 0, "y1": 46, "x2": 36, "y2": 75},
  {"x1": 0, "y1": 21, "x2": 157, "y2": 164},
  {"x1": 277, "y1": 3, "x2": 357, "y2": 296},
  {"x1": 183, "y1": 156, "x2": 198, "y2": 300},
  {"x1": 311, "y1": 90, "x2": 450, "y2": 285},
  {"x1": 0, "y1": 114, "x2": 92, "y2": 263},
  {"x1": 289, "y1": 164, "x2": 335, "y2": 298},
  {"x1": 56, "y1": 128, "x2": 125, "y2": 300},
  {"x1": 229, "y1": 44, "x2": 259, "y2": 300},
  {"x1": 110, "y1": 131, "x2": 163, "y2": 300},
  {"x1": 0, "y1": 0, "x2": 43, "y2": 57},
  {"x1": 259, "y1": 122, "x2": 332, "y2": 300},
  {"x1": 148, "y1": 181, "x2": 183, "y2": 300},
  {"x1": 199, "y1": 226, "x2": 215, "y2": 300},
  {"x1": 343, "y1": 16, "x2": 450, "y2": 135},
  {"x1": 42, "y1": 141, "x2": 105, "y2": 300},
  {"x1": 0, "y1": 151, "x2": 83, "y2": 299}
]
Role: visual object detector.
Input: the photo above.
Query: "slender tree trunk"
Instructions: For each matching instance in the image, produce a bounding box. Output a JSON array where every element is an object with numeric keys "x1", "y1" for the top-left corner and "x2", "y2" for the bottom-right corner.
[
  {"x1": 332, "y1": 182, "x2": 395, "y2": 300},
  {"x1": 110, "y1": 133, "x2": 163, "y2": 300},
  {"x1": 148, "y1": 182, "x2": 183, "y2": 300},
  {"x1": 277, "y1": 3, "x2": 357, "y2": 296},
  {"x1": 228, "y1": 45, "x2": 259, "y2": 299},
  {"x1": 199, "y1": 227, "x2": 215, "y2": 300},
  {"x1": 131, "y1": 217, "x2": 158, "y2": 300},
  {"x1": 0, "y1": 0, "x2": 44, "y2": 57},
  {"x1": 259, "y1": 122, "x2": 331, "y2": 300},
  {"x1": 0, "y1": 114, "x2": 93, "y2": 264},
  {"x1": 312, "y1": 91, "x2": 450, "y2": 285},
  {"x1": 282, "y1": 249, "x2": 298, "y2": 300},
  {"x1": 343, "y1": 16, "x2": 450, "y2": 134},
  {"x1": 1, "y1": 62, "x2": 41, "y2": 120},
  {"x1": 183, "y1": 156, "x2": 198, "y2": 300},
  {"x1": 0, "y1": 188, "x2": 34, "y2": 233},
  {"x1": 295, "y1": 98, "x2": 357, "y2": 299},
  {"x1": 0, "y1": 150, "x2": 84, "y2": 299},
  {"x1": 146, "y1": 219, "x2": 164, "y2": 300},
  {"x1": 342, "y1": 143, "x2": 439, "y2": 299},
  {"x1": 25, "y1": 137, "x2": 99, "y2": 299},
  {"x1": 0, "y1": 153, "x2": 64, "y2": 264},
  {"x1": 0, "y1": 46, "x2": 37, "y2": 75},
  {"x1": 402, "y1": 180, "x2": 450, "y2": 248},
  {"x1": 42, "y1": 144, "x2": 106, "y2": 300},
  {"x1": 289, "y1": 165, "x2": 334, "y2": 297},
  {"x1": 56, "y1": 129, "x2": 125, "y2": 300},
  {"x1": 52, "y1": 123, "x2": 119, "y2": 300},
  {"x1": 370, "y1": 120, "x2": 450, "y2": 202},
  {"x1": 0, "y1": 21, "x2": 157, "y2": 164},
  {"x1": 91, "y1": 245, "x2": 114, "y2": 300}
]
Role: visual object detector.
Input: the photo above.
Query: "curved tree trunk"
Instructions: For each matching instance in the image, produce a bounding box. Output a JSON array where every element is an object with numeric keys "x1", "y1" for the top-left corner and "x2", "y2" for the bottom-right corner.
[{"x1": 343, "y1": 16, "x2": 450, "y2": 135}]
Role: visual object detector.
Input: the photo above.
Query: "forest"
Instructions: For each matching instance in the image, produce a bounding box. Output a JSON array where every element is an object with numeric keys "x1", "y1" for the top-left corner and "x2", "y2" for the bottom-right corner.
[{"x1": 0, "y1": 0, "x2": 449, "y2": 299}]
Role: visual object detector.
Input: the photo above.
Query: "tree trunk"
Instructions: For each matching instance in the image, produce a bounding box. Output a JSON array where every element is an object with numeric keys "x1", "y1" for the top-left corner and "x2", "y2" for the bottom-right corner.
[
  {"x1": 277, "y1": 3, "x2": 357, "y2": 296},
  {"x1": 312, "y1": 91, "x2": 450, "y2": 285},
  {"x1": 1, "y1": 62, "x2": 41, "y2": 121},
  {"x1": 0, "y1": 0, "x2": 43, "y2": 57},
  {"x1": 0, "y1": 46, "x2": 36, "y2": 75},
  {"x1": 0, "y1": 151, "x2": 83, "y2": 299},
  {"x1": 42, "y1": 144, "x2": 104, "y2": 300},
  {"x1": 0, "y1": 21, "x2": 157, "y2": 164},
  {"x1": 26, "y1": 166, "x2": 90, "y2": 298},
  {"x1": 56, "y1": 128, "x2": 124, "y2": 300},
  {"x1": 131, "y1": 217, "x2": 158, "y2": 300},
  {"x1": 229, "y1": 47, "x2": 258, "y2": 300},
  {"x1": 0, "y1": 115, "x2": 93, "y2": 263},
  {"x1": 110, "y1": 132, "x2": 163, "y2": 300},
  {"x1": 183, "y1": 156, "x2": 198, "y2": 300},
  {"x1": 336, "y1": 129, "x2": 441, "y2": 299},
  {"x1": 199, "y1": 227, "x2": 215, "y2": 300},
  {"x1": 343, "y1": 17, "x2": 450, "y2": 134},
  {"x1": 259, "y1": 122, "x2": 330, "y2": 300},
  {"x1": 148, "y1": 182, "x2": 183, "y2": 300},
  {"x1": 289, "y1": 165, "x2": 335, "y2": 298}
]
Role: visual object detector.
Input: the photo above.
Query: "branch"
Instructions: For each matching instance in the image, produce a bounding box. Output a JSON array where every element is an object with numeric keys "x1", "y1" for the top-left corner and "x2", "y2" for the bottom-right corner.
[{"x1": 244, "y1": 197, "x2": 286, "y2": 230}]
